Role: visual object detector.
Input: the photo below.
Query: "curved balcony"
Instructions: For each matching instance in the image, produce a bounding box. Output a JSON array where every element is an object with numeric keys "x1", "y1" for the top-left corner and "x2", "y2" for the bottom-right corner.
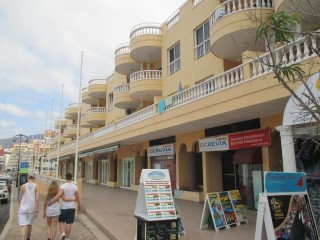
[
  {"x1": 210, "y1": 0, "x2": 274, "y2": 61},
  {"x1": 115, "y1": 43, "x2": 140, "y2": 75},
  {"x1": 88, "y1": 79, "x2": 107, "y2": 99},
  {"x1": 130, "y1": 23, "x2": 162, "y2": 63},
  {"x1": 65, "y1": 103, "x2": 81, "y2": 120},
  {"x1": 113, "y1": 84, "x2": 140, "y2": 109},
  {"x1": 54, "y1": 118, "x2": 67, "y2": 129},
  {"x1": 86, "y1": 107, "x2": 106, "y2": 125},
  {"x1": 64, "y1": 124, "x2": 77, "y2": 137},
  {"x1": 276, "y1": 0, "x2": 320, "y2": 32},
  {"x1": 80, "y1": 113, "x2": 93, "y2": 128},
  {"x1": 129, "y1": 70, "x2": 162, "y2": 101},
  {"x1": 82, "y1": 87, "x2": 96, "y2": 105}
]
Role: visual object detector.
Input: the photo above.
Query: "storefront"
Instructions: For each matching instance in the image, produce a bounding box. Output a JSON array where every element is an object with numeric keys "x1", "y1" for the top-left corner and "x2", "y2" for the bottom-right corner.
[
  {"x1": 148, "y1": 143, "x2": 176, "y2": 190},
  {"x1": 120, "y1": 157, "x2": 134, "y2": 188},
  {"x1": 99, "y1": 159, "x2": 110, "y2": 184},
  {"x1": 199, "y1": 128, "x2": 270, "y2": 210}
]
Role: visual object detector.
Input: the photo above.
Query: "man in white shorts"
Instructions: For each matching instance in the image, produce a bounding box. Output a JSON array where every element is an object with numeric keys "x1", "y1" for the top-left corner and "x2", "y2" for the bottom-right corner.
[{"x1": 18, "y1": 171, "x2": 39, "y2": 240}]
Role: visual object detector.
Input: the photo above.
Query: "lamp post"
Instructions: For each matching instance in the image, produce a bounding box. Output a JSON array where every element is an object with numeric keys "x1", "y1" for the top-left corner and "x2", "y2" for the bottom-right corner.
[{"x1": 12, "y1": 134, "x2": 29, "y2": 198}]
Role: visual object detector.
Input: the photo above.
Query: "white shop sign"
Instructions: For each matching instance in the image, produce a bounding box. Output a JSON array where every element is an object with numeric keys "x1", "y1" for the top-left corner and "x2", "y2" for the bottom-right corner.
[
  {"x1": 199, "y1": 135, "x2": 229, "y2": 152},
  {"x1": 148, "y1": 143, "x2": 174, "y2": 157}
]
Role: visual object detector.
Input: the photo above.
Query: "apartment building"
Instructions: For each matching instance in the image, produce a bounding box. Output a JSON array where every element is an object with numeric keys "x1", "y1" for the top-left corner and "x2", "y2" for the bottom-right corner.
[{"x1": 50, "y1": 0, "x2": 320, "y2": 210}]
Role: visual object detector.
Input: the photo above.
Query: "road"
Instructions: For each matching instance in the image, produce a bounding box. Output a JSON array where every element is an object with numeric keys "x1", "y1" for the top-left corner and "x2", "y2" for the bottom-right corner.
[{"x1": 0, "y1": 194, "x2": 10, "y2": 235}]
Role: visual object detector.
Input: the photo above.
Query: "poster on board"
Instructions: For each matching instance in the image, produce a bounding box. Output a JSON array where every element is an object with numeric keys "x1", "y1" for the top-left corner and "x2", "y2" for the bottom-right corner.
[
  {"x1": 218, "y1": 191, "x2": 237, "y2": 226},
  {"x1": 208, "y1": 192, "x2": 227, "y2": 230},
  {"x1": 229, "y1": 190, "x2": 247, "y2": 223}
]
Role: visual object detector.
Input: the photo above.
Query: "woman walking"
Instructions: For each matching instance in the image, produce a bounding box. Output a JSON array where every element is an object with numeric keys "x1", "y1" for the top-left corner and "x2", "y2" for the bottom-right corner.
[{"x1": 44, "y1": 181, "x2": 61, "y2": 240}]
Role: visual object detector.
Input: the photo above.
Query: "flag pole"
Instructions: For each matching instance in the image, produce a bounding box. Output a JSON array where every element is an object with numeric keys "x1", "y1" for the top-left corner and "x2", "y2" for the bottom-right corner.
[
  {"x1": 56, "y1": 84, "x2": 64, "y2": 178},
  {"x1": 74, "y1": 52, "x2": 83, "y2": 181}
]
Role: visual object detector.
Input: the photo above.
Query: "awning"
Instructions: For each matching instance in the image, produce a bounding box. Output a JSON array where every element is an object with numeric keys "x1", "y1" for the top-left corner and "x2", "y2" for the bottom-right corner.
[{"x1": 233, "y1": 147, "x2": 262, "y2": 164}]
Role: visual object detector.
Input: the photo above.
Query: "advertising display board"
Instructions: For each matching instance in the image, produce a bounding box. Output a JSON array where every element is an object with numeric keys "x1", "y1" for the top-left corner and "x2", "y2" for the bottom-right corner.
[
  {"x1": 135, "y1": 169, "x2": 184, "y2": 240},
  {"x1": 200, "y1": 190, "x2": 247, "y2": 232},
  {"x1": 255, "y1": 171, "x2": 319, "y2": 240}
]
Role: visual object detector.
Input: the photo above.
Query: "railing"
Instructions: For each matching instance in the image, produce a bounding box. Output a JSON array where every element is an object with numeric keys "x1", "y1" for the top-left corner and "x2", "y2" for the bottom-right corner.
[
  {"x1": 115, "y1": 43, "x2": 130, "y2": 57},
  {"x1": 166, "y1": 11, "x2": 180, "y2": 29},
  {"x1": 130, "y1": 70, "x2": 162, "y2": 83},
  {"x1": 89, "y1": 79, "x2": 107, "y2": 86},
  {"x1": 195, "y1": 39, "x2": 211, "y2": 59},
  {"x1": 116, "y1": 105, "x2": 156, "y2": 128},
  {"x1": 114, "y1": 84, "x2": 130, "y2": 95},
  {"x1": 87, "y1": 107, "x2": 106, "y2": 114},
  {"x1": 50, "y1": 34, "x2": 319, "y2": 160},
  {"x1": 130, "y1": 23, "x2": 162, "y2": 40},
  {"x1": 210, "y1": 0, "x2": 274, "y2": 28},
  {"x1": 82, "y1": 87, "x2": 89, "y2": 93},
  {"x1": 108, "y1": 103, "x2": 113, "y2": 112},
  {"x1": 65, "y1": 124, "x2": 77, "y2": 129},
  {"x1": 65, "y1": 103, "x2": 81, "y2": 112}
]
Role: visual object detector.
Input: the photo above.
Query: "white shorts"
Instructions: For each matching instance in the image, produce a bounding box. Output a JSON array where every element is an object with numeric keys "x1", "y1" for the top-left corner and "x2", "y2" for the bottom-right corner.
[{"x1": 18, "y1": 212, "x2": 35, "y2": 226}]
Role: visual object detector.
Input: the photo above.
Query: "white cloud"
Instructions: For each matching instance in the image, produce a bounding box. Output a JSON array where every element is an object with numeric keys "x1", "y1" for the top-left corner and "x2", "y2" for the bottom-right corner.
[
  {"x1": 0, "y1": 103, "x2": 31, "y2": 117},
  {"x1": 0, "y1": 120, "x2": 15, "y2": 128}
]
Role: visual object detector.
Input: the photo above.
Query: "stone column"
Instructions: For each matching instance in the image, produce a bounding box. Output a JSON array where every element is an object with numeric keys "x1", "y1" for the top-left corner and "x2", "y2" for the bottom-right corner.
[{"x1": 276, "y1": 125, "x2": 296, "y2": 172}]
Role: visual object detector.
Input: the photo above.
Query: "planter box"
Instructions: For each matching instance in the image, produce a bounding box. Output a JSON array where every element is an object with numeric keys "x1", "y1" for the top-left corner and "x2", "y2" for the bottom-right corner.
[{"x1": 174, "y1": 189, "x2": 205, "y2": 202}]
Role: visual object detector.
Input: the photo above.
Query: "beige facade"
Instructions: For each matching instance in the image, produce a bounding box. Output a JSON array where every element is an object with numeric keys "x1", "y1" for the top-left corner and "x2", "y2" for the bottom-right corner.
[{"x1": 50, "y1": 0, "x2": 320, "y2": 206}]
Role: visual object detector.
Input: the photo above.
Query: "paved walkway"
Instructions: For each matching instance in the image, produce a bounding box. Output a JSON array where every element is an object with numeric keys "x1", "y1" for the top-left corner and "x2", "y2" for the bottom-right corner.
[
  {"x1": 0, "y1": 186, "x2": 108, "y2": 240},
  {"x1": 81, "y1": 182, "x2": 257, "y2": 240}
]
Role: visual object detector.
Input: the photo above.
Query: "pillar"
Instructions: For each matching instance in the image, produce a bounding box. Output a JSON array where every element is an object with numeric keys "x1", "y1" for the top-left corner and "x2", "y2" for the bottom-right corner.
[{"x1": 276, "y1": 125, "x2": 296, "y2": 172}]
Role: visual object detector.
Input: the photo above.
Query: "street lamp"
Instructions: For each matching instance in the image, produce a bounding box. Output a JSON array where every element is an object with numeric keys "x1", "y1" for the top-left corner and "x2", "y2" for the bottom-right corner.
[{"x1": 12, "y1": 134, "x2": 29, "y2": 197}]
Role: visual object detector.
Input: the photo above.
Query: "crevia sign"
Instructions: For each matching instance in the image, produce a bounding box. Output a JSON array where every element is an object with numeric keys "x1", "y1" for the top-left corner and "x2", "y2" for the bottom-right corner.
[
  {"x1": 148, "y1": 143, "x2": 174, "y2": 157},
  {"x1": 199, "y1": 135, "x2": 229, "y2": 152}
]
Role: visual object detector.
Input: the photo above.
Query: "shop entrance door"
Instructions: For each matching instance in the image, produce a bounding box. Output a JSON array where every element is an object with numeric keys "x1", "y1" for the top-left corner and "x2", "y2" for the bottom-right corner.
[
  {"x1": 152, "y1": 156, "x2": 176, "y2": 190},
  {"x1": 121, "y1": 158, "x2": 134, "y2": 188},
  {"x1": 221, "y1": 151, "x2": 238, "y2": 191}
]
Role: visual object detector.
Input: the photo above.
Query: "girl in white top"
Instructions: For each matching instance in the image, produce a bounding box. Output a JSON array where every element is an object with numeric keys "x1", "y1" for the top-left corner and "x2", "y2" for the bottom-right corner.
[{"x1": 44, "y1": 181, "x2": 60, "y2": 240}]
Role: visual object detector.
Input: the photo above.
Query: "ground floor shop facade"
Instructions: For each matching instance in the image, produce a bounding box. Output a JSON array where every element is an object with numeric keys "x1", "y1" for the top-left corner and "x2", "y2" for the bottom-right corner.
[{"x1": 57, "y1": 114, "x2": 290, "y2": 210}]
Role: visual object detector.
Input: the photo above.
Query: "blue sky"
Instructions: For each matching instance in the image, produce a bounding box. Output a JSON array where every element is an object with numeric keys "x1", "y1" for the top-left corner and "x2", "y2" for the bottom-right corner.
[{"x1": 0, "y1": 0, "x2": 185, "y2": 139}]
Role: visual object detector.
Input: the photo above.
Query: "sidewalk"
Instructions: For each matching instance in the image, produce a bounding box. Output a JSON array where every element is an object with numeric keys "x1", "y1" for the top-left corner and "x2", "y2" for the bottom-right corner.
[
  {"x1": 0, "y1": 186, "x2": 107, "y2": 240},
  {"x1": 81, "y1": 182, "x2": 257, "y2": 240}
]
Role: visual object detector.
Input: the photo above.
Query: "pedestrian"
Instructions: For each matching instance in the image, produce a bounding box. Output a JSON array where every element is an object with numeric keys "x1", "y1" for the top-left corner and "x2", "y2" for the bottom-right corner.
[
  {"x1": 18, "y1": 171, "x2": 39, "y2": 240},
  {"x1": 44, "y1": 181, "x2": 61, "y2": 240},
  {"x1": 48, "y1": 173, "x2": 80, "y2": 240}
]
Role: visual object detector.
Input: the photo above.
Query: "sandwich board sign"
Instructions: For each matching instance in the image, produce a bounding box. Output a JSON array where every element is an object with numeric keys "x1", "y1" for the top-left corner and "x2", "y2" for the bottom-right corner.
[
  {"x1": 200, "y1": 190, "x2": 247, "y2": 231},
  {"x1": 134, "y1": 169, "x2": 185, "y2": 240},
  {"x1": 255, "y1": 171, "x2": 319, "y2": 240}
]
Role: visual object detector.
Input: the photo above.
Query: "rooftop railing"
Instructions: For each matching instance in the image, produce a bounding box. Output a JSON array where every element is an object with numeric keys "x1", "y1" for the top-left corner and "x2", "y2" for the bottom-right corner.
[{"x1": 130, "y1": 23, "x2": 162, "y2": 41}]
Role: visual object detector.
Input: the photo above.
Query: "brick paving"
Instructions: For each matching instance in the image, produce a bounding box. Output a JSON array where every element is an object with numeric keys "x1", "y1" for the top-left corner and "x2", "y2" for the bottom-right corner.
[{"x1": 2, "y1": 187, "x2": 99, "y2": 240}]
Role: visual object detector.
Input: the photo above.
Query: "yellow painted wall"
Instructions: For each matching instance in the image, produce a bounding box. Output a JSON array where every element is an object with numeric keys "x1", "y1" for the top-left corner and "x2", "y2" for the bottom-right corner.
[{"x1": 161, "y1": 0, "x2": 224, "y2": 96}]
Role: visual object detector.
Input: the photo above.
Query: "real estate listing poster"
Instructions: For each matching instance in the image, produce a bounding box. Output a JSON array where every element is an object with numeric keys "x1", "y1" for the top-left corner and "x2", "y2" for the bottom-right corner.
[
  {"x1": 229, "y1": 190, "x2": 247, "y2": 223},
  {"x1": 218, "y1": 191, "x2": 237, "y2": 226},
  {"x1": 207, "y1": 192, "x2": 227, "y2": 230}
]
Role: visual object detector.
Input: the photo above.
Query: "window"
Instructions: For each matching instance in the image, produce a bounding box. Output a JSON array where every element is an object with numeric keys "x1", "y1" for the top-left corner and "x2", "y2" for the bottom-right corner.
[
  {"x1": 108, "y1": 93, "x2": 113, "y2": 111},
  {"x1": 168, "y1": 42, "x2": 181, "y2": 75},
  {"x1": 195, "y1": 21, "x2": 211, "y2": 59}
]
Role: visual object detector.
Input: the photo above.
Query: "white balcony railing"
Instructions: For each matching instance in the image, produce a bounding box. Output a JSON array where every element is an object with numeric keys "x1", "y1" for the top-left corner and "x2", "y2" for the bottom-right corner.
[
  {"x1": 130, "y1": 70, "x2": 162, "y2": 83},
  {"x1": 130, "y1": 23, "x2": 162, "y2": 41},
  {"x1": 210, "y1": 0, "x2": 274, "y2": 28},
  {"x1": 50, "y1": 34, "x2": 318, "y2": 159},
  {"x1": 87, "y1": 107, "x2": 106, "y2": 114},
  {"x1": 115, "y1": 43, "x2": 130, "y2": 57},
  {"x1": 65, "y1": 103, "x2": 81, "y2": 112},
  {"x1": 89, "y1": 79, "x2": 107, "y2": 86},
  {"x1": 166, "y1": 11, "x2": 180, "y2": 29},
  {"x1": 114, "y1": 84, "x2": 130, "y2": 95},
  {"x1": 65, "y1": 124, "x2": 77, "y2": 130}
]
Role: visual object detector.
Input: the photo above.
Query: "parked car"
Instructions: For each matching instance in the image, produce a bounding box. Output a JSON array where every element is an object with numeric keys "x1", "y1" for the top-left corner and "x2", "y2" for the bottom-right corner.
[
  {"x1": 0, "y1": 177, "x2": 12, "y2": 193},
  {"x1": 0, "y1": 184, "x2": 9, "y2": 204}
]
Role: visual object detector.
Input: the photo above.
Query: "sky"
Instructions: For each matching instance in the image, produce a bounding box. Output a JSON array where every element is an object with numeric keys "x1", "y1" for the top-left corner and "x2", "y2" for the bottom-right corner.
[{"x1": 0, "y1": 0, "x2": 186, "y2": 140}]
